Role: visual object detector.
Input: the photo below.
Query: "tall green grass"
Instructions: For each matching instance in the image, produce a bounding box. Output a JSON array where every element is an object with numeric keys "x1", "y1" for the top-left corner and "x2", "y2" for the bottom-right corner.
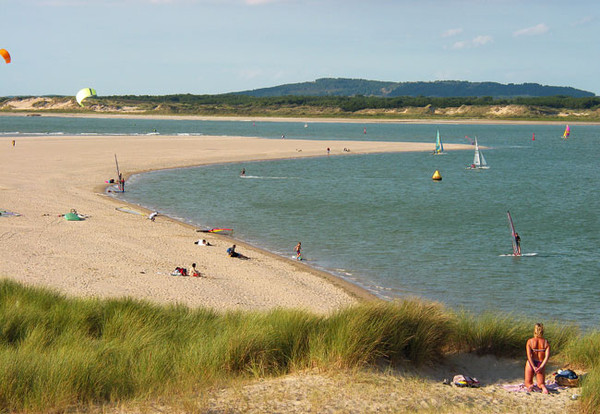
[
  {"x1": 0, "y1": 280, "x2": 596, "y2": 412},
  {"x1": 559, "y1": 331, "x2": 600, "y2": 413},
  {"x1": 451, "y1": 310, "x2": 578, "y2": 357}
]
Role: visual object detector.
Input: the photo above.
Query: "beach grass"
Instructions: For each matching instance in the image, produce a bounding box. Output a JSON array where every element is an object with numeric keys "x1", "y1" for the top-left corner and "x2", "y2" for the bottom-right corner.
[
  {"x1": 0, "y1": 279, "x2": 595, "y2": 412},
  {"x1": 451, "y1": 310, "x2": 578, "y2": 357}
]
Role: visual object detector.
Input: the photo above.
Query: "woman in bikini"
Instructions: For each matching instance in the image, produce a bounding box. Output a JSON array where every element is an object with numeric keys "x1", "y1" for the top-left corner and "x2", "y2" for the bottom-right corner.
[{"x1": 525, "y1": 323, "x2": 550, "y2": 393}]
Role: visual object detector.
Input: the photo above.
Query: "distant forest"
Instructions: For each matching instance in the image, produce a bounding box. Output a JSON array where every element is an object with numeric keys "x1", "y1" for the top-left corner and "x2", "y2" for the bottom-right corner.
[
  {"x1": 107, "y1": 93, "x2": 600, "y2": 112},
  {"x1": 236, "y1": 78, "x2": 595, "y2": 98}
]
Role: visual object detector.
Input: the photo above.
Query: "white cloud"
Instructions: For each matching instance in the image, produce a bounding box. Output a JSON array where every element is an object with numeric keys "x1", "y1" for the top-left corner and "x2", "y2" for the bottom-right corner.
[
  {"x1": 513, "y1": 23, "x2": 549, "y2": 37},
  {"x1": 451, "y1": 40, "x2": 468, "y2": 50},
  {"x1": 442, "y1": 28, "x2": 463, "y2": 38},
  {"x1": 472, "y1": 35, "x2": 492, "y2": 46},
  {"x1": 449, "y1": 35, "x2": 493, "y2": 50}
]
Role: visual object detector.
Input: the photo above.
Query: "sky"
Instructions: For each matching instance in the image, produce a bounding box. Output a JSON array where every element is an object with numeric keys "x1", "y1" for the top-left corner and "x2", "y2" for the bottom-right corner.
[{"x1": 1, "y1": 0, "x2": 599, "y2": 96}]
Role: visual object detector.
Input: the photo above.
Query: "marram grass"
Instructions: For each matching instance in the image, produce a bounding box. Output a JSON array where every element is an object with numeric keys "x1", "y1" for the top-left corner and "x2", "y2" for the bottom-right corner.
[{"x1": 0, "y1": 279, "x2": 596, "y2": 412}]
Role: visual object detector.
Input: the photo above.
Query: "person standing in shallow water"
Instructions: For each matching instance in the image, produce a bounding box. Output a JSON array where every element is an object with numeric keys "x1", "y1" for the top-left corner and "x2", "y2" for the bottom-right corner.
[
  {"x1": 294, "y1": 242, "x2": 302, "y2": 260},
  {"x1": 525, "y1": 323, "x2": 550, "y2": 394}
]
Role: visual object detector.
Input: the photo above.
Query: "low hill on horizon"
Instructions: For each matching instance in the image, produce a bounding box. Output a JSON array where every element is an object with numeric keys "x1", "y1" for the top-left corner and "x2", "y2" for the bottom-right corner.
[{"x1": 237, "y1": 78, "x2": 595, "y2": 98}]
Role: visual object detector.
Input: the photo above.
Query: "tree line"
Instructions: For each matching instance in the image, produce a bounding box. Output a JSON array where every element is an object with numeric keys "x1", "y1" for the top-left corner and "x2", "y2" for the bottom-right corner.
[{"x1": 106, "y1": 94, "x2": 600, "y2": 112}]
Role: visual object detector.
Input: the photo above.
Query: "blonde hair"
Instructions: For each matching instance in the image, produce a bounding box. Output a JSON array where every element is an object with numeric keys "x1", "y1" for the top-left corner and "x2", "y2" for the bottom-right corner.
[{"x1": 534, "y1": 323, "x2": 544, "y2": 338}]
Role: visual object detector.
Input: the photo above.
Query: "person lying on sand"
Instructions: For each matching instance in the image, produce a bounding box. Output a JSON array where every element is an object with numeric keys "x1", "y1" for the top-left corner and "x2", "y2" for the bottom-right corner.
[{"x1": 194, "y1": 239, "x2": 212, "y2": 246}]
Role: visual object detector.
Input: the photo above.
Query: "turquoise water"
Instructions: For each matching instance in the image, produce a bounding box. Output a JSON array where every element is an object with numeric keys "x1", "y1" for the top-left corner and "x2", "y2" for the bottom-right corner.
[{"x1": 3, "y1": 116, "x2": 599, "y2": 328}]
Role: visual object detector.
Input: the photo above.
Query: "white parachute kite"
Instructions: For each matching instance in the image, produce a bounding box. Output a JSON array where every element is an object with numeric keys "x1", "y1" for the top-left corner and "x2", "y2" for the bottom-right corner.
[{"x1": 76, "y1": 88, "x2": 97, "y2": 106}]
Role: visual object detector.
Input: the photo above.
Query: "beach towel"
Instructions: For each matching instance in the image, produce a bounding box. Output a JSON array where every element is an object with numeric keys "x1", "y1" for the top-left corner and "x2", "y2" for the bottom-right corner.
[
  {"x1": 64, "y1": 212, "x2": 83, "y2": 221},
  {"x1": 502, "y1": 383, "x2": 563, "y2": 393},
  {"x1": 0, "y1": 210, "x2": 21, "y2": 217}
]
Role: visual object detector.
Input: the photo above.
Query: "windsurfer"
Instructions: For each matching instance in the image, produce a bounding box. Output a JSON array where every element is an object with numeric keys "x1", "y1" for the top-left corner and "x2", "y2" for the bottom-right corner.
[
  {"x1": 240, "y1": 168, "x2": 246, "y2": 177},
  {"x1": 515, "y1": 233, "x2": 521, "y2": 256}
]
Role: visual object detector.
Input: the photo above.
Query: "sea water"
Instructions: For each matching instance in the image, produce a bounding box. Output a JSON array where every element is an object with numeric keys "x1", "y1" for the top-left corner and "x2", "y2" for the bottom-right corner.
[{"x1": 3, "y1": 116, "x2": 599, "y2": 328}]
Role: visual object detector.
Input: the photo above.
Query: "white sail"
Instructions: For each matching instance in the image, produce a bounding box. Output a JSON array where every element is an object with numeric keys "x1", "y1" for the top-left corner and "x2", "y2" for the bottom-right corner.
[
  {"x1": 469, "y1": 137, "x2": 489, "y2": 169},
  {"x1": 473, "y1": 139, "x2": 481, "y2": 166},
  {"x1": 479, "y1": 149, "x2": 487, "y2": 167}
]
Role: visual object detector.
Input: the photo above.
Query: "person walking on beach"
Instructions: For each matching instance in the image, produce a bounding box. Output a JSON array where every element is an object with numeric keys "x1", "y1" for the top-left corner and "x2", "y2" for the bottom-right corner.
[
  {"x1": 294, "y1": 242, "x2": 302, "y2": 260},
  {"x1": 524, "y1": 323, "x2": 550, "y2": 394}
]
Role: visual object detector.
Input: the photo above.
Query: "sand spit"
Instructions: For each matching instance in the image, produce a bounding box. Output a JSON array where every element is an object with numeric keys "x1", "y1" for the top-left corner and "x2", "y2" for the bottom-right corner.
[{"x1": 1, "y1": 135, "x2": 473, "y2": 312}]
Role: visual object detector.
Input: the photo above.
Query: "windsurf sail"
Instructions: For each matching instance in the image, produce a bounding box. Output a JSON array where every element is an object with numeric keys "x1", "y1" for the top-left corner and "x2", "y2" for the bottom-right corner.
[
  {"x1": 563, "y1": 125, "x2": 570, "y2": 139},
  {"x1": 507, "y1": 211, "x2": 520, "y2": 256},
  {"x1": 197, "y1": 228, "x2": 233, "y2": 234},
  {"x1": 435, "y1": 130, "x2": 444, "y2": 154},
  {"x1": 114, "y1": 154, "x2": 121, "y2": 178}
]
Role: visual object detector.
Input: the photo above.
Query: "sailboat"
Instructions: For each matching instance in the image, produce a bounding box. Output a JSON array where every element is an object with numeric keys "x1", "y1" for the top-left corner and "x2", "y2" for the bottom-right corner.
[
  {"x1": 467, "y1": 137, "x2": 489, "y2": 169},
  {"x1": 434, "y1": 130, "x2": 444, "y2": 154},
  {"x1": 562, "y1": 125, "x2": 570, "y2": 139},
  {"x1": 506, "y1": 211, "x2": 521, "y2": 256}
]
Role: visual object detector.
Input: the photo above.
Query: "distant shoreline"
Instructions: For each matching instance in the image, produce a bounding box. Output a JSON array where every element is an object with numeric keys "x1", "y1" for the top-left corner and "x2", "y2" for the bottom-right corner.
[{"x1": 2, "y1": 111, "x2": 599, "y2": 126}]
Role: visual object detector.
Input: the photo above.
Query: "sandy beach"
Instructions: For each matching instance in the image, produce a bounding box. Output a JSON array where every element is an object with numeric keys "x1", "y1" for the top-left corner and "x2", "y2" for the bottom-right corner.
[{"x1": 0, "y1": 133, "x2": 473, "y2": 312}]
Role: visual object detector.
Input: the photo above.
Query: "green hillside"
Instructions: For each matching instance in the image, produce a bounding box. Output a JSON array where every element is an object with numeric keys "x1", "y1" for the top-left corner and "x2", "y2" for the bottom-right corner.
[{"x1": 237, "y1": 78, "x2": 595, "y2": 98}]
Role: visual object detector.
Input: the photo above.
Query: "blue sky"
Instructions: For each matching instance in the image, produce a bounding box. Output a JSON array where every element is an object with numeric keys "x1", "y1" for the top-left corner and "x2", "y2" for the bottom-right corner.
[{"x1": 1, "y1": 0, "x2": 599, "y2": 96}]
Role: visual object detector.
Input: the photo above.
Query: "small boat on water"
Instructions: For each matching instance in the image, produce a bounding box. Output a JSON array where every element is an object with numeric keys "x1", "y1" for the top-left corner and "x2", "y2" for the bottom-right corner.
[
  {"x1": 433, "y1": 130, "x2": 444, "y2": 155},
  {"x1": 467, "y1": 137, "x2": 489, "y2": 169}
]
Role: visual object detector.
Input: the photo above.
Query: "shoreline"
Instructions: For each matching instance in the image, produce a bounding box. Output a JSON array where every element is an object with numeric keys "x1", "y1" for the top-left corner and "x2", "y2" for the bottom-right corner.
[
  {"x1": 2, "y1": 134, "x2": 472, "y2": 313},
  {"x1": 2, "y1": 111, "x2": 599, "y2": 126},
  {"x1": 101, "y1": 181, "x2": 379, "y2": 304}
]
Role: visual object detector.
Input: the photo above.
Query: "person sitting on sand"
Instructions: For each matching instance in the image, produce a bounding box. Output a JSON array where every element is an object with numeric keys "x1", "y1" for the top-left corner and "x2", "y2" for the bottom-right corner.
[
  {"x1": 227, "y1": 244, "x2": 249, "y2": 259},
  {"x1": 227, "y1": 245, "x2": 238, "y2": 258},
  {"x1": 194, "y1": 239, "x2": 212, "y2": 246},
  {"x1": 525, "y1": 322, "x2": 550, "y2": 394},
  {"x1": 148, "y1": 211, "x2": 158, "y2": 222},
  {"x1": 191, "y1": 263, "x2": 202, "y2": 277}
]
